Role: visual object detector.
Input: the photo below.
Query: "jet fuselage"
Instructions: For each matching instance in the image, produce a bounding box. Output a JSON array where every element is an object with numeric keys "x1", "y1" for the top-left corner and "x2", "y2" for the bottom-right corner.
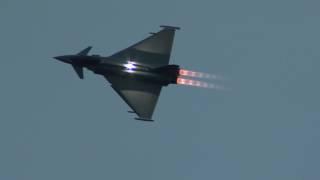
[{"x1": 55, "y1": 54, "x2": 180, "y2": 86}]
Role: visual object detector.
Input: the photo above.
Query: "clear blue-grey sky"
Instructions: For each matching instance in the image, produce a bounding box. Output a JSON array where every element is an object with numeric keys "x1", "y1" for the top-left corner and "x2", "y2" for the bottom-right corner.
[{"x1": 1, "y1": 0, "x2": 319, "y2": 179}]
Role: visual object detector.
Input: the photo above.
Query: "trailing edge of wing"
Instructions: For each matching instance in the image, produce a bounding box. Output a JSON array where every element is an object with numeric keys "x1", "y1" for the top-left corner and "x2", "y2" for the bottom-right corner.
[{"x1": 105, "y1": 75, "x2": 162, "y2": 120}]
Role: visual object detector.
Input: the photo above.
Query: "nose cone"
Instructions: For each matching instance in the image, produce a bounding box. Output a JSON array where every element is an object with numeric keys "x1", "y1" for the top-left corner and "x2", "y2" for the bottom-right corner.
[{"x1": 54, "y1": 55, "x2": 72, "y2": 64}]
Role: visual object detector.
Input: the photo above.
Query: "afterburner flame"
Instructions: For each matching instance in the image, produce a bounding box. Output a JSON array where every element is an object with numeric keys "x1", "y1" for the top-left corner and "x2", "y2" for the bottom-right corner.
[
  {"x1": 179, "y1": 69, "x2": 223, "y2": 80},
  {"x1": 176, "y1": 77, "x2": 225, "y2": 90}
]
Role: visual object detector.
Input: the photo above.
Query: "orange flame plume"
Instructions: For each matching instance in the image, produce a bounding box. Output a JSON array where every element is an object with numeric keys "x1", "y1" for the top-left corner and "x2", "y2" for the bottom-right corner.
[
  {"x1": 179, "y1": 69, "x2": 223, "y2": 80},
  {"x1": 176, "y1": 77, "x2": 225, "y2": 90}
]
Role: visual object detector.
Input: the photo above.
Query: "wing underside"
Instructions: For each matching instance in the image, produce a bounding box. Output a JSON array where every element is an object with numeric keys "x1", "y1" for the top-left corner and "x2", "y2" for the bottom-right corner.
[
  {"x1": 105, "y1": 75, "x2": 162, "y2": 120},
  {"x1": 110, "y1": 26, "x2": 179, "y2": 68}
]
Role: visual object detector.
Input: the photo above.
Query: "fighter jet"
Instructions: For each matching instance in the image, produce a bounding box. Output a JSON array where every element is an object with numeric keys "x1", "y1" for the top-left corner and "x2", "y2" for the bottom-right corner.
[{"x1": 54, "y1": 25, "x2": 181, "y2": 121}]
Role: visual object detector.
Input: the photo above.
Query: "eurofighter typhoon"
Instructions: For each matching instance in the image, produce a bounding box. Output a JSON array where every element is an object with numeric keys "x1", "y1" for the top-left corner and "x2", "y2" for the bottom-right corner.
[{"x1": 55, "y1": 26, "x2": 222, "y2": 121}]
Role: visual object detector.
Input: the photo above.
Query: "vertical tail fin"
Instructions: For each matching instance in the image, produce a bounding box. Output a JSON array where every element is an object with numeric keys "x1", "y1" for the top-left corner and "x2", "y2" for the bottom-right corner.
[
  {"x1": 73, "y1": 46, "x2": 91, "y2": 79},
  {"x1": 72, "y1": 64, "x2": 84, "y2": 79},
  {"x1": 77, "y1": 46, "x2": 92, "y2": 56}
]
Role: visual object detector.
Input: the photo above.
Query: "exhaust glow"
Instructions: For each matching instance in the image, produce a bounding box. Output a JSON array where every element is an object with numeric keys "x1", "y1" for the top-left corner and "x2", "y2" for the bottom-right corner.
[
  {"x1": 176, "y1": 77, "x2": 225, "y2": 90},
  {"x1": 124, "y1": 61, "x2": 137, "y2": 73},
  {"x1": 179, "y1": 69, "x2": 223, "y2": 80},
  {"x1": 124, "y1": 61, "x2": 137, "y2": 69}
]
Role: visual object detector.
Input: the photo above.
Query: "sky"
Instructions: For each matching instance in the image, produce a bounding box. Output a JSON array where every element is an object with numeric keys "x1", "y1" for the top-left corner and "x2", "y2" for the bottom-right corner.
[{"x1": 1, "y1": 0, "x2": 320, "y2": 179}]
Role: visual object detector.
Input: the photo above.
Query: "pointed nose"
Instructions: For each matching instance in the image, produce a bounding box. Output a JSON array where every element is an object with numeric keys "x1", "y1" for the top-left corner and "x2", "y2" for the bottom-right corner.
[{"x1": 54, "y1": 55, "x2": 72, "y2": 64}]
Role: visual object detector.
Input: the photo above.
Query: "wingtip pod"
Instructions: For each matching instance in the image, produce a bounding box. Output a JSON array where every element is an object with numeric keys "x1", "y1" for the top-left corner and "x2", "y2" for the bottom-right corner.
[
  {"x1": 135, "y1": 117, "x2": 154, "y2": 122},
  {"x1": 160, "y1": 25, "x2": 180, "y2": 30}
]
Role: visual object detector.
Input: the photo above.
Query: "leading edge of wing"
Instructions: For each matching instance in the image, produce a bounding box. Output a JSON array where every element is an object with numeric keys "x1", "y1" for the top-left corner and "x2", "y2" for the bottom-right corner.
[{"x1": 109, "y1": 26, "x2": 180, "y2": 68}]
